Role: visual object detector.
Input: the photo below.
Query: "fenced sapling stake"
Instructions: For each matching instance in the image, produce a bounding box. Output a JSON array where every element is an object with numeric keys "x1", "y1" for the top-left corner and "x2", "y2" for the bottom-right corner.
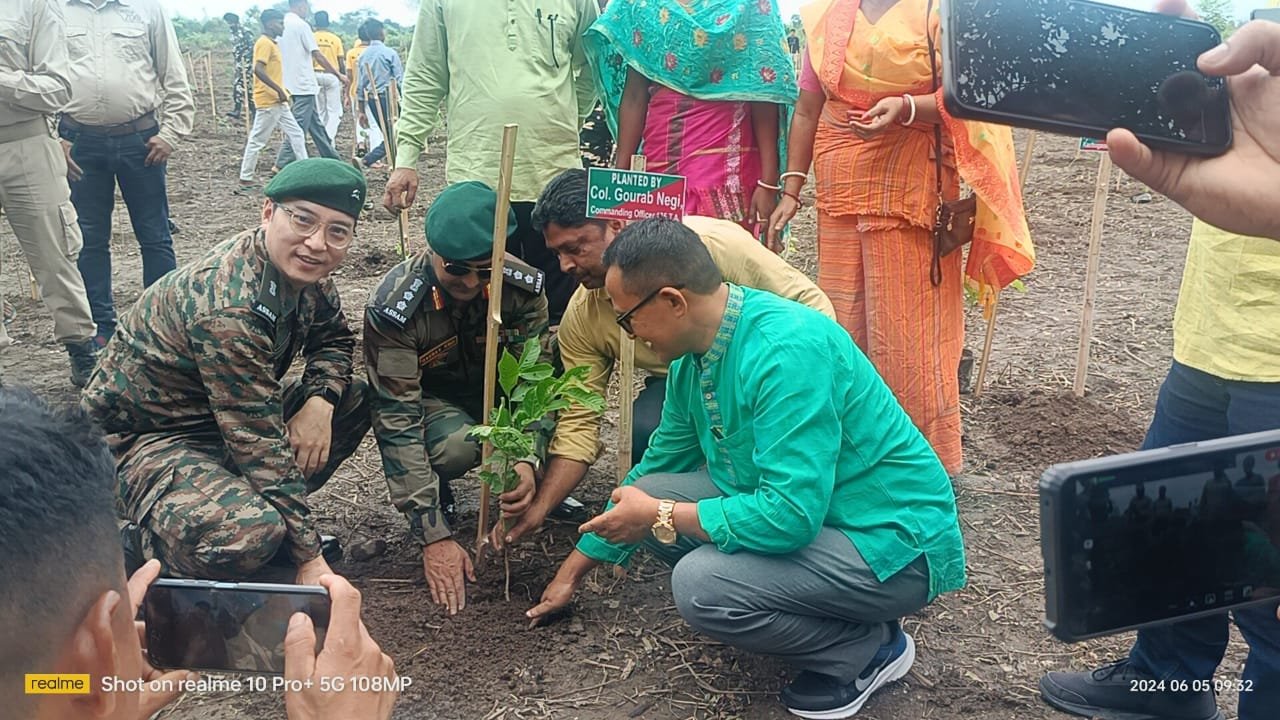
[
  {"x1": 468, "y1": 339, "x2": 605, "y2": 599},
  {"x1": 474, "y1": 124, "x2": 519, "y2": 560}
]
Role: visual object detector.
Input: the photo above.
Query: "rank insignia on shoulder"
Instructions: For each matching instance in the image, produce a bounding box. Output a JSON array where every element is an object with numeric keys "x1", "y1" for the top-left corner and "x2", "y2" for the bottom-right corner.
[
  {"x1": 378, "y1": 272, "x2": 430, "y2": 328},
  {"x1": 502, "y1": 258, "x2": 545, "y2": 295},
  {"x1": 252, "y1": 266, "x2": 284, "y2": 325}
]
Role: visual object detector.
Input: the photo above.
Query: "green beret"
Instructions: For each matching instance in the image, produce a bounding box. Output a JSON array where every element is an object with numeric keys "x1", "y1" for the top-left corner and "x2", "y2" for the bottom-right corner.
[
  {"x1": 264, "y1": 158, "x2": 367, "y2": 221},
  {"x1": 425, "y1": 181, "x2": 517, "y2": 261}
]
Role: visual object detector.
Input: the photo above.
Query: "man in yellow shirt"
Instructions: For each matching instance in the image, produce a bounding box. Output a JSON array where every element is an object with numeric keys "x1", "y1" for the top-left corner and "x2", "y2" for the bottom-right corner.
[
  {"x1": 237, "y1": 10, "x2": 307, "y2": 191},
  {"x1": 312, "y1": 11, "x2": 346, "y2": 146},
  {"x1": 496, "y1": 168, "x2": 835, "y2": 546}
]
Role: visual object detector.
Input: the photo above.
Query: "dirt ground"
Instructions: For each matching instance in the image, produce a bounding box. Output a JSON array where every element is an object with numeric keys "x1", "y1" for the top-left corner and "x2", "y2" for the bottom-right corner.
[{"x1": 0, "y1": 64, "x2": 1257, "y2": 720}]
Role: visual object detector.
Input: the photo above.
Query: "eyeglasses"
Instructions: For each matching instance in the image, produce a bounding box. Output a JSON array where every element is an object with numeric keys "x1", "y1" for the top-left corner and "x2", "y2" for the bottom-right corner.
[
  {"x1": 274, "y1": 203, "x2": 355, "y2": 249},
  {"x1": 442, "y1": 260, "x2": 492, "y2": 279},
  {"x1": 616, "y1": 285, "x2": 682, "y2": 334}
]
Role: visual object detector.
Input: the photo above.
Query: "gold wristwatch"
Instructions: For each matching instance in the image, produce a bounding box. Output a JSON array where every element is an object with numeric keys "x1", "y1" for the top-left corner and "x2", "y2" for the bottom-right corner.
[{"x1": 651, "y1": 499, "x2": 677, "y2": 545}]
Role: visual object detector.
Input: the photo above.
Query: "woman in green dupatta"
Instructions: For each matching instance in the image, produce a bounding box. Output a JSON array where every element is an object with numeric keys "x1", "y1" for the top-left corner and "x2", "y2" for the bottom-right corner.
[{"x1": 584, "y1": 0, "x2": 798, "y2": 236}]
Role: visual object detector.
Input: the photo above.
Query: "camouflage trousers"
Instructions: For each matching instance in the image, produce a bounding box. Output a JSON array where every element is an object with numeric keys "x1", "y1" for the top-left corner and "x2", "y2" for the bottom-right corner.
[
  {"x1": 580, "y1": 103, "x2": 614, "y2": 169},
  {"x1": 113, "y1": 379, "x2": 371, "y2": 579},
  {"x1": 420, "y1": 395, "x2": 486, "y2": 482}
]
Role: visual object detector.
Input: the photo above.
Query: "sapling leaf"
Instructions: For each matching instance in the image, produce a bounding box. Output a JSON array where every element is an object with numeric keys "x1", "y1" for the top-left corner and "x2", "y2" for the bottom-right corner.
[
  {"x1": 518, "y1": 338, "x2": 541, "y2": 372},
  {"x1": 519, "y1": 364, "x2": 555, "y2": 383},
  {"x1": 498, "y1": 349, "x2": 521, "y2": 397}
]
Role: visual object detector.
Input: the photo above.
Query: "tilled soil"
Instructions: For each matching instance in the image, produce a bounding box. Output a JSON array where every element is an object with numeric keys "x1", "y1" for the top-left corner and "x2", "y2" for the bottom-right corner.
[{"x1": 0, "y1": 64, "x2": 1256, "y2": 719}]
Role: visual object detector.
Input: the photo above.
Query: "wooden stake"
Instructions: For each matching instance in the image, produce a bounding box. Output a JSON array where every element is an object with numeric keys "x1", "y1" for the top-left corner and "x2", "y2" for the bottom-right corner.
[
  {"x1": 614, "y1": 155, "x2": 645, "y2": 483},
  {"x1": 972, "y1": 131, "x2": 1036, "y2": 396},
  {"x1": 1018, "y1": 131, "x2": 1037, "y2": 194},
  {"x1": 972, "y1": 293, "x2": 999, "y2": 397},
  {"x1": 476, "y1": 124, "x2": 520, "y2": 555},
  {"x1": 28, "y1": 269, "x2": 37, "y2": 300},
  {"x1": 243, "y1": 64, "x2": 252, "y2": 134},
  {"x1": 1074, "y1": 153, "x2": 1112, "y2": 397},
  {"x1": 388, "y1": 81, "x2": 412, "y2": 257},
  {"x1": 206, "y1": 52, "x2": 217, "y2": 117}
]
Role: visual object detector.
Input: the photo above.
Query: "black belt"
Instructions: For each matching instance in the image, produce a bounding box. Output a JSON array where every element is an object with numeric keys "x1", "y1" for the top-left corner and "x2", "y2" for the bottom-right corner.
[{"x1": 60, "y1": 112, "x2": 158, "y2": 137}]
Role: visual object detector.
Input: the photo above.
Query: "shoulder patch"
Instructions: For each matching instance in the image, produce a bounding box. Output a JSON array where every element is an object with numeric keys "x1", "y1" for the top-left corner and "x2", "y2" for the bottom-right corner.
[
  {"x1": 502, "y1": 258, "x2": 545, "y2": 295},
  {"x1": 375, "y1": 266, "x2": 432, "y2": 328},
  {"x1": 252, "y1": 263, "x2": 285, "y2": 325}
]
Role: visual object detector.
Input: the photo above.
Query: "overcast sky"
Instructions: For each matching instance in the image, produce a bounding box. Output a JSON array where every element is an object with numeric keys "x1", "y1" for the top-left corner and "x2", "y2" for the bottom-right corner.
[{"x1": 158, "y1": 0, "x2": 1258, "y2": 25}]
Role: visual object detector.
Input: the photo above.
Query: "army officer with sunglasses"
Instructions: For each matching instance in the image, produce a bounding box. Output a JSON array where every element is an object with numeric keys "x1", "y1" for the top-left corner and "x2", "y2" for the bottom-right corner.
[{"x1": 364, "y1": 181, "x2": 552, "y2": 616}]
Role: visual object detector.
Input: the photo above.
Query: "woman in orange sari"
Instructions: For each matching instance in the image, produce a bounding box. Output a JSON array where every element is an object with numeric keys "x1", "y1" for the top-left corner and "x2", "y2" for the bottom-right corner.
[{"x1": 767, "y1": 0, "x2": 1035, "y2": 475}]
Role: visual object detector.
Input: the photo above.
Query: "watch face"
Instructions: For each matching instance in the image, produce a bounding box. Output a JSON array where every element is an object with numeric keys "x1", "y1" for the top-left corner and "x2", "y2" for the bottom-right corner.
[{"x1": 654, "y1": 524, "x2": 678, "y2": 545}]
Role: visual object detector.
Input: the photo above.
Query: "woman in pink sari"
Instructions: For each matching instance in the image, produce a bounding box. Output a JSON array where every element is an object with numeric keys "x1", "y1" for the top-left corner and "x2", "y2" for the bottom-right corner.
[{"x1": 584, "y1": 0, "x2": 797, "y2": 235}]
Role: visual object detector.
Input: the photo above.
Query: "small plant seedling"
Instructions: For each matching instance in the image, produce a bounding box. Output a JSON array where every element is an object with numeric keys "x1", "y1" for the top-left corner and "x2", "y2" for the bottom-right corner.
[{"x1": 468, "y1": 337, "x2": 605, "y2": 598}]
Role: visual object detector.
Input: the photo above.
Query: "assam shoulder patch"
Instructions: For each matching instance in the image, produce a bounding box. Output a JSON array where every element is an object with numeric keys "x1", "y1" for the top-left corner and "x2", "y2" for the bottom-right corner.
[
  {"x1": 502, "y1": 258, "x2": 544, "y2": 295},
  {"x1": 375, "y1": 268, "x2": 432, "y2": 328}
]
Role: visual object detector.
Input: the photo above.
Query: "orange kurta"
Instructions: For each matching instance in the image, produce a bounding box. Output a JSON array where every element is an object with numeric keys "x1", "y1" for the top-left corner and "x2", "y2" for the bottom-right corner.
[{"x1": 801, "y1": 0, "x2": 1035, "y2": 473}]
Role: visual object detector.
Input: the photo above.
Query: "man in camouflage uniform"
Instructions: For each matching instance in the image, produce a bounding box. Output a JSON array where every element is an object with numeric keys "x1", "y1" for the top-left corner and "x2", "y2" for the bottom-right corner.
[
  {"x1": 82, "y1": 158, "x2": 371, "y2": 585},
  {"x1": 365, "y1": 181, "x2": 550, "y2": 616},
  {"x1": 225, "y1": 12, "x2": 256, "y2": 120},
  {"x1": 578, "y1": 1, "x2": 613, "y2": 168}
]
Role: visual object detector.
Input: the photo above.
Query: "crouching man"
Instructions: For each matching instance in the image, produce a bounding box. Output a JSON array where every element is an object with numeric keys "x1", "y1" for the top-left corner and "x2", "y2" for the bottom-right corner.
[
  {"x1": 528, "y1": 219, "x2": 967, "y2": 720},
  {"x1": 82, "y1": 158, "x2": 372, "y2": 585}
]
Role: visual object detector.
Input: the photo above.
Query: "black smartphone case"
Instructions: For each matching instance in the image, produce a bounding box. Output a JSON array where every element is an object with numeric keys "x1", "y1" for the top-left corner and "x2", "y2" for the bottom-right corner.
[
  {"x1": 1040, "y1": 430, "x2": 1280, "y2": 642},
  {"x1": 940, "y1": 0, "x2": 1232, "y2": 157}
]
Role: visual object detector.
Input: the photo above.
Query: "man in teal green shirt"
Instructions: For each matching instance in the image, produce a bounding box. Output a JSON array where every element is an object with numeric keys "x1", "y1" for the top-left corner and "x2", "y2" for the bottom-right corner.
[{"x1": 527, "y1": 218, "x2": 967, "y2": 719}]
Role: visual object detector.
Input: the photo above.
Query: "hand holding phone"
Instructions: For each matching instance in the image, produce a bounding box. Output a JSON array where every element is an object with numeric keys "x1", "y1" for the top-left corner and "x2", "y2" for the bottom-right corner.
[
  {"x1": 283, "y1": 574, "x2": 398, "y2": 720},
  {"x1": 1106, "y1": 19, "x2": 1280, "y2": 241}
]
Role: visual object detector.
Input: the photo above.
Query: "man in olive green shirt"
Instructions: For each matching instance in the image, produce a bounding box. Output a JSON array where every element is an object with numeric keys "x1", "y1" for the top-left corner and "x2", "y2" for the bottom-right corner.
[
  {"x1": 383, "y1": 0, "x2": 598, "y2": 325},
  {"x1": 496, "y1": 169, "x2": 833, "y2": 547},
  {"x1": 527, "y1": 218, "x2": 965, "y2": 719}
]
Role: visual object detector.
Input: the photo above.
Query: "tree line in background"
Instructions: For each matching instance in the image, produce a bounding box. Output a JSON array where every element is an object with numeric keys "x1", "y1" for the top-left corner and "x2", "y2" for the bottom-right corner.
[{"x1": 171, "y1": 4, "x2": 414, "y2": 52}]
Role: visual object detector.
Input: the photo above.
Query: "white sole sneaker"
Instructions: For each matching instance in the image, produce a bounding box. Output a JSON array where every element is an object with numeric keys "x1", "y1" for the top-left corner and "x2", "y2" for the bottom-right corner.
[{"x1": 786, "y1": 634, "x2": 917, "y2": 720}]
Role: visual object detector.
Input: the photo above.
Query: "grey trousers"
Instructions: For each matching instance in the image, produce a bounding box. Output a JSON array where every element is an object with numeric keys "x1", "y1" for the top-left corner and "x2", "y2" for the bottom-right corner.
[
  {"x1": 635, "y1": 470, "x2": 932, "y2": 682},
  {"x1": 276, "y1": 94, "x2": 339, "y2": 167}
]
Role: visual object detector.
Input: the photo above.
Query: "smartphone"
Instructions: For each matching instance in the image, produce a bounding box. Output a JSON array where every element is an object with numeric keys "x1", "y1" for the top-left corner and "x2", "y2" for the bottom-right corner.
[
  {"x1": 1040, "y1": 430, "x2": 1280, "y2": 642},
  {"x1": 1252, "y1": 8, "x2": 1280, "y2": 22},
  {"x1": 942, "y1": 0, "x2": 1232, "y2": 156},
  {"x1": 143, "y1": 579, "x2": 330, "y2": 674}
]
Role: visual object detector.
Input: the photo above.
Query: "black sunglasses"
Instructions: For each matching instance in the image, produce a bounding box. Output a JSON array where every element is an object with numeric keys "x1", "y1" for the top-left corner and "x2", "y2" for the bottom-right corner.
[
  {"x1": 616, "y1": 285, "x2": 683, "y2": 334},
  {"x1": 442, "y1": 260, "x2": 492, "y2": 279}
]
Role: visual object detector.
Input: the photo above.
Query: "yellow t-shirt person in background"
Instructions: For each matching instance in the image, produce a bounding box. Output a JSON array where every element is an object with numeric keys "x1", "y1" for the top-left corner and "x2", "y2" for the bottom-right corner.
[
  {"x1": 252, "y1": 33, "x2": 288, "y2": 108},
  {"x1": 314, "y1": 28, "x2": 345, "y2": 74}
]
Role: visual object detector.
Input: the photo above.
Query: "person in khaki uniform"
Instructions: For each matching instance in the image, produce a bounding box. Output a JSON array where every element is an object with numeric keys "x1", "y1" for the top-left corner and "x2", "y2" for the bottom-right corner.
[
  {"x1": 497, "y1": 168, "x2": 836, "y2": 547},
  {"x1": 365, "y1": 181, "x2": 551, "y2": 617},
  {"x1": 0, "y1": 0, "x2": 98, "y2": 386}
]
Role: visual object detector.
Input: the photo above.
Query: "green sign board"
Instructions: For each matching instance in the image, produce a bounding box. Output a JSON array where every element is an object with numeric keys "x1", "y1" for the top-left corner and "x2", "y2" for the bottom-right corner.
[
  {"x1": 586, "y1": 168, "x2": 686, "y2": 221},
  {"x1": 1079, "y1": 137, "x2": 1108, "y2": 152}
]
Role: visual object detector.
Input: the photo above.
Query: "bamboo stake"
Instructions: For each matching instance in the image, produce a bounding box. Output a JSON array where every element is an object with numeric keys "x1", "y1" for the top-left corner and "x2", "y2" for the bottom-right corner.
[
  {"x1": 206, "y1": 52, "x2": 217, "y2": 116},
  {"x1": 242, "y1": 64, "x2": 252, "y2": 134},
  {"x1": 972, "y1": 293, "x2": 999, "y2": 397},
  {"x1": 388, "y1": 81, "x2": 412, "y2": 256},
  {"x1": 613, "y1": 156, "x2": 646, "y2": 482},
  {"x1": 362, "y1": 66, "x2": 406, "y2": 257},
  {"x1": 476, "y1": 124, "x2": 520, "y2": 556},
  {"x1": 28, "y1": 269, "x2": 37, "y2": 300},
  {"x1": 1074, "y1": 152, "x2": 1112, "y2": 397},
  {"x1": 1018, "y1": 131, "x2": 1037, "y2": 194}
]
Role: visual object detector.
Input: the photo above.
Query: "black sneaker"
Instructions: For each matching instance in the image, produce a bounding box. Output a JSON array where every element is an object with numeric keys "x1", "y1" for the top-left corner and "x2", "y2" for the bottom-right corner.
[
  {"x1": 1039, "y1": 660, "x2": 1224, "y2": 720},
  {"x1": 66, "y1": 338, "x2": 99, "y2": 388},
  {"x1": 781, "y1": 624, "x2": 915, "y2": 719}
]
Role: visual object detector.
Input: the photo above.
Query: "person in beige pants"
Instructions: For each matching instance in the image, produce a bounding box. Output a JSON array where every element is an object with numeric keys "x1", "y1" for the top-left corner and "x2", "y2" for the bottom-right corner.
[{"x1": 0, "y1": 0, "x2": 98, "y2": 387}]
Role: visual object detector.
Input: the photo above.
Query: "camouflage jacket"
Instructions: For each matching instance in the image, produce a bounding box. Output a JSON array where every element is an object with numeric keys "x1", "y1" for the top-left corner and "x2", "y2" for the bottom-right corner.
[
  {"x1": 364, "y1": 252, "x2": 550, "y2": 544},
  {"x1": 82, "y1": 229, "x2": 356, "y2": 564}
]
